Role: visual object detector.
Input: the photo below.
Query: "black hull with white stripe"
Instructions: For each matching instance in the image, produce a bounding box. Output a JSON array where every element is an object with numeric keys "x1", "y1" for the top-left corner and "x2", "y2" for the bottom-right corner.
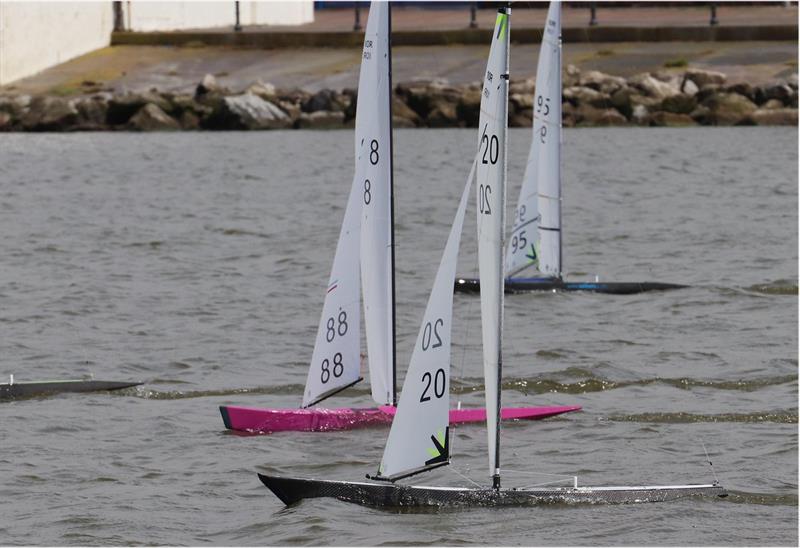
[
  {"x1": 259, "y1": 474, "x2": 726, "y2": 508},
  {"x1": 454, "y1": 277, "x2": 688, "y2": 295}
]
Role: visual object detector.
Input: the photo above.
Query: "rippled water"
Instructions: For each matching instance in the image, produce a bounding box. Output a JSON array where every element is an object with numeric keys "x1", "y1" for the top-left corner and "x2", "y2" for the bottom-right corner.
[{"x1": 0, "y1": 128, "x2": 796, "y2": 546}]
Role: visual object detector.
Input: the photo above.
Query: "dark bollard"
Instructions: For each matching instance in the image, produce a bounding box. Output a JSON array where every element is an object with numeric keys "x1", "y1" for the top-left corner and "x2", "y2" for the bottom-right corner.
[
  {"x1": 354, "y1": 5, "x2": 362, "y2": 31},
  {"x1": 113, "y1": 0, "x2": 124, "y2": 31},
  {"x1": 234, "y1": 1, "x2": 242, "y2": 31},
  {"x1": 589, "y1": 3, "x2": 598, "y2": 26},
  {"x1": 469, "y1": 2, "x2": 478, "y2": 28},
  {"x1": 709, "y1": 3, "x2": 719, "y2": 26}
]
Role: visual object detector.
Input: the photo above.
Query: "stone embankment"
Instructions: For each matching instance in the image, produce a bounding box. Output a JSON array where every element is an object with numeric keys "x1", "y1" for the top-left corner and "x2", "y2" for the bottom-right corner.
[{"x1": 0, "y1": 66, "x2": 796, "y2": 131}]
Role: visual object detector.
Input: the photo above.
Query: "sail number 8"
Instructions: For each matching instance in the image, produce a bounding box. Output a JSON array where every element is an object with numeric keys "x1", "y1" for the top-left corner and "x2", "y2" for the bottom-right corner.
[
  {"x1": 320, "y1": 352, "x2": 344, "y2": 384},
  {"x1": 420, "y1": 368, "x2": 446, "y2": 402}
]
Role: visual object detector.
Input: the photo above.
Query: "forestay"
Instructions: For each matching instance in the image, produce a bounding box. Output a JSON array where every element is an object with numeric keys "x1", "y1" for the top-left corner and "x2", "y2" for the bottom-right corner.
[
  {"x1": 476, "y1": 9, "x2": 510, "y2": 482},
  {"x1": 357, "y1": 2, "x2": 395, "y2": 406},
  {"x1": 377, "y1": 158, "x2": 478, "y2": 481},
  {"x1": 506, "y1": 1, "x2": 562, "y2": 278}
]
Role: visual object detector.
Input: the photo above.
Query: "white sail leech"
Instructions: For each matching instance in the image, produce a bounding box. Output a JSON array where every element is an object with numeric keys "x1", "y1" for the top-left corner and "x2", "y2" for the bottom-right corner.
[
  {"x1": 302, "y1": 166, "x2": 363, "y2": 407},
  {"x1": 505, "y1": 1, "x2": 562, "y2": 279},
  {"x1": 377, "y1": 157, "x2": 478, "y2": 480},
  {"x1": 358, "y1": 2, "x2": 395, "y2": 406},
  {"x1": 476, "y1": 9, "x2": 510, "y2": 482}
]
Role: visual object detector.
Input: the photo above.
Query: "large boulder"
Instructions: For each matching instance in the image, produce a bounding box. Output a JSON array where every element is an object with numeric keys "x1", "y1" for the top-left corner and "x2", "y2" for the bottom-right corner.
[
  {"x1": 660, "y1": 94, "x2": 698, "y2": 115},
  {"x1": 702, "y1": 92, "x2": 757, "y2": 125},
  {"x1": 684, "y1": 68, "x2": 727, "y2": 88},
  {"x1": 725, "y1": 82, "x2": 755, "y2": 102},
  {"x1": 746, "y1": 108, "x2": 798, "y2": 126},
  {"x1": 509, "y1": 78, "x2": 535, "y2": 96},
  {"x1": 107, "y1": 91, "x2": 170, "y2": 125},
  {"x1": 296, "y1": 110, "x2": 345, "y2": 129},
  {"x1": 763, "y1": 82, "x2": 794, "y2": 105},
  {"x1": 426, "y1": 98, "x2": 459, "y2": 127},
  {"x1": 650, "y1": 111, "x2": 696, "y2": 127},
  {"x1": 392, "y1": 96, "x2": 420, "y2": 127},
  {"x1": 680, "y1": 78, "x2": 699, "y2": 96},
  {"x1": 399, "y1": 81, "x2": 460, "y2": 120},
  {"x1": 575, "y1": 104, "x2": 627, "y2": 126},
  {"x1": 128, "y1": 103, "x2": 180, "y2": 131},
  {"x1": 195, "y1": 73, "x2": 219, "y2": 96},
  {"x1": 74, "y1": 96, "x2": 109, "y2": 129},
  {"x1": 579, "y1": 70, "x2": 627, "y2": 95},
  {"x1": 509, "y1": 108, "x2": 533, "y2": 128},
  {"x1": 0, "y1": 111, "x2": 12, "y2": 131},
  {"x1": 205, "y1": 93, "x2": 291, "y2": 130},
  {"x1": 245, "y1": 81, "x2": 277, "y2": 102},
  {"x1": 631, "y1": 104, "x2": 650, "y2": 126},
  {"x1": 456, "y1": 88, "x2": 481, "y2": 127},
  {"x1": 563, "y1": 86, "x2": 611, "y2": 108},
  {"x1": 21, "y1": 96, "x2": 79, "y2": 130},
  {"x1": 302, "y1": 89, "x2": 347, "y2": 113},
  {"x1": 762, "y1": 98, "x2": 785, "y2": 110},
  {"x1": 562, "y1": 64, "x2": 581, "y2": 88},
  {"x1": 628, "y1": 73, "x2": 680, "y2": 100}
]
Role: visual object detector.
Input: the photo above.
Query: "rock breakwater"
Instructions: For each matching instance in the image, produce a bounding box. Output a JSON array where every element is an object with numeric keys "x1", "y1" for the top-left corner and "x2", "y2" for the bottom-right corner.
[{"x1": 1, "y1": 66, "x2": 796, "y2": 132}]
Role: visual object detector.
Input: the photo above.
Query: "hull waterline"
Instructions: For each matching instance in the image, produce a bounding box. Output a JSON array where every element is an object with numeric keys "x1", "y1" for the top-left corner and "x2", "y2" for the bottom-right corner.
[
  {"x1": 455, "y1": 277, "x2": 687, "y2": 295},
  {"x1": 258, "y1": 474, "x2": 727, "y2": 507},
  {"x1": 0, "y1": 379, "x2": 142, "y2": 401},
  {"x1": 220, "y1": 404, "x2": 580, "y2": 433}
]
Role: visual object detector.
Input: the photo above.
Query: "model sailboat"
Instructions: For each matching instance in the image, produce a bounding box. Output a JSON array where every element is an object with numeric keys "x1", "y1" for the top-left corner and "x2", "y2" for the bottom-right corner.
[
  {"x1": 258, "y1": 7, "x2": 726, "y2": 506},
  {"x1": 455, "y1": 1, "x2": 685, "y2": 295},
  {"x1": 219, "y1": 2, "x2": 578, "y2": 434}
]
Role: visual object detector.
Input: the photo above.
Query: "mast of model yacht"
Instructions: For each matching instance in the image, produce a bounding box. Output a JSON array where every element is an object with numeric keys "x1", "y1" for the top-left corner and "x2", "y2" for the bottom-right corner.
[{"x1": 475, "y1": 6, "x2": 510, "y2": 490}]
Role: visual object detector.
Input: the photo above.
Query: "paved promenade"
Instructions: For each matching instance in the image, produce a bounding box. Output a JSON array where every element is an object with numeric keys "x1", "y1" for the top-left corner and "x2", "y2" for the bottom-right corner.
[{"x1": 2, "y1": 4, "x2": 797, "y2": 97}]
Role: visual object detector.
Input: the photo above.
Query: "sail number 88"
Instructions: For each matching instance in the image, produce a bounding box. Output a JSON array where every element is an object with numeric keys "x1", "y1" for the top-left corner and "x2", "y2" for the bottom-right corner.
[{"x1": 320, "y1": 352, "x2": 344, "y2": 384}]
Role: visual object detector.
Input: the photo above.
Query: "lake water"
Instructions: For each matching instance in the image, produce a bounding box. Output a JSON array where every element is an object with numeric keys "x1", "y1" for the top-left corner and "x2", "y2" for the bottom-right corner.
[{"x1": 0, "y1": 128, "x2": 796, "y2": 545}]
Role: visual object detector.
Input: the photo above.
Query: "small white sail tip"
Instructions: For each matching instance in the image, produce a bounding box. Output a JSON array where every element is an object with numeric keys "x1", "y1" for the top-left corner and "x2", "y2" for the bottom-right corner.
[{"x1": 9, "y1": 374, "x2": 13, "y2": 385}]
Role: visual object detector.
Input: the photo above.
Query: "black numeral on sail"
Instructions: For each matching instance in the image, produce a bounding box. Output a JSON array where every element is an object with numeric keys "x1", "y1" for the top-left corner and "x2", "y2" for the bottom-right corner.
[
  {"x1": 320, "y1": 352, "x2": 344, "y2": 384},
  {"x1": 480, "y1": 134, "x2": 499, "y2": 165},
  {"x1": 420, "y1": 368, "x2": 446, "y2": 402},
  {"x1": 369, "y1": 139, "x2": 379, "y2": 165},
  {"x1": 479, "y1": 184, "x2": 492, "y2": 215},
  {"x1": 364, "y1": 179, "x2": 371, "y2": 204},
  {"x1": 325, "y1": 310, "x2": 348, "y2": 342},
  {"x1": 421, "y1": 318, "x2": 443, "y2": 351},
  {"x1": 536, "y1": 94, "x2": 550, "y2": 116},
  {"x1": 511, "y1": 230, "x2": 527, "y2": 253}
]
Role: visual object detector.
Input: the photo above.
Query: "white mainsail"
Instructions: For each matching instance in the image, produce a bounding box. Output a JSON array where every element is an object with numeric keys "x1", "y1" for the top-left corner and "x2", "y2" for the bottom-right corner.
[
  {"x1": 476, "y1": 9, "x2": 510, "y2": 483},
  {"x1": 505, "y1": 1, "x2": 562, "y2": 278},
  {"x1": 358, "y1": 1, "x2": 395, "y2": 406},
  {"x1": 304, "y1": 2, "x2": 394, "y2": 407},
  {"x1": 377, "y1": 158, "x2": 477, "y2": 481}
]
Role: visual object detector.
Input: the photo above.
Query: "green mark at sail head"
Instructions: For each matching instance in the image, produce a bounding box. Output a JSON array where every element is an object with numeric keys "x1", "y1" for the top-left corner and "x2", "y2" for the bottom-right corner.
[{"x1": 495, "y1": 12, "x2": 508, "y2": 40}]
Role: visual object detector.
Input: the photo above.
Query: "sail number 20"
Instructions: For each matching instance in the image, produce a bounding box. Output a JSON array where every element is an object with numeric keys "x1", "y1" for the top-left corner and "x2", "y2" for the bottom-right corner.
[{"x1": 420, "y1": 368, "x2": 446, "y2": 402}]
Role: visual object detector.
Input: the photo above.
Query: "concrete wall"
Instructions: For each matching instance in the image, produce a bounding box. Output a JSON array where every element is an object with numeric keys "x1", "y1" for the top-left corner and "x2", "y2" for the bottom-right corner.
[
  {"x1": 123, "y1": 1, "x2": 314, "y2": 31},
  {"x1": 0, "y1": 1, "x2": 314, "y2": 86},
  {"x1": 0, "y1": 2, "x2": 114, "y2": 86}
]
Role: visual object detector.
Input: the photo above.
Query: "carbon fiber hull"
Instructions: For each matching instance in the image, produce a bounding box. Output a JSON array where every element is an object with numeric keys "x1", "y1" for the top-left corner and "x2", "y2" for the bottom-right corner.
[
  {"x1": 0, "y1": 380, "x2": 142, "y2": 401},
  {"x1": 454, "y1": 277, "x2": 688, "y2": 294},
  {"x1": 258, "y1": 474, "x2": 727, "y2": 507}
]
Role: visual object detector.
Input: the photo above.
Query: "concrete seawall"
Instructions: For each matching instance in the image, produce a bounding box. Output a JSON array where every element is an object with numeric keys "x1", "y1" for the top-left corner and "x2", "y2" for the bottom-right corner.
[{"x1": 111, "y1": 24, "x2": 798, "y2": 49}]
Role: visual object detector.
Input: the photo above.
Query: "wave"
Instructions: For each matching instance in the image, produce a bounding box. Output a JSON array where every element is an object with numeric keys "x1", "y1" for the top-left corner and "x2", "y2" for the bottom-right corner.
[
  {"x1": 723, "y1": 490, "x2": 798, "y2": 506},
  {"x1": 605, "y1": 410, "x2": 797, "y2": 424}
]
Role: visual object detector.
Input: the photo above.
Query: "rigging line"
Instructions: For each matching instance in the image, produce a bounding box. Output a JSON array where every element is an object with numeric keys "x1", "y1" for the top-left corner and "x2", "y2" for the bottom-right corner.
[
  {"x1": 701, "y1": 441, "x2": 720, "y2": 485},
  {"x1": 448, "y1": 465, "x2": 484, "y2": 488},
  {"x1": 502, "y1": 469, "x2": 575, "y2": 479}
]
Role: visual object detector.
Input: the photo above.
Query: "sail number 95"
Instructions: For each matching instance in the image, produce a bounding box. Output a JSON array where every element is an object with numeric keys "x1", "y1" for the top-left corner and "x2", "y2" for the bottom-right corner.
[{"x1": 420, "y1": 368, "x2": 446, "y2": 402}]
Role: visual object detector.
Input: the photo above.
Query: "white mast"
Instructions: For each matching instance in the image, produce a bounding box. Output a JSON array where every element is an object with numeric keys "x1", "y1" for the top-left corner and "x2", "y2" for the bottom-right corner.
[
  {"x1": 358, "y1": 1, "x2": 396, "y2": 406},
  {"x1": 476, "y1": 7, "x2": 510, "y2": 488}
]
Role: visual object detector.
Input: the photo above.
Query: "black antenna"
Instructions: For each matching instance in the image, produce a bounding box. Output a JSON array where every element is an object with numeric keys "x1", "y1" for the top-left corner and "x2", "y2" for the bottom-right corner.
[{"x1": 387, "y1": 1, "x2": 398, "y2": 407}]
